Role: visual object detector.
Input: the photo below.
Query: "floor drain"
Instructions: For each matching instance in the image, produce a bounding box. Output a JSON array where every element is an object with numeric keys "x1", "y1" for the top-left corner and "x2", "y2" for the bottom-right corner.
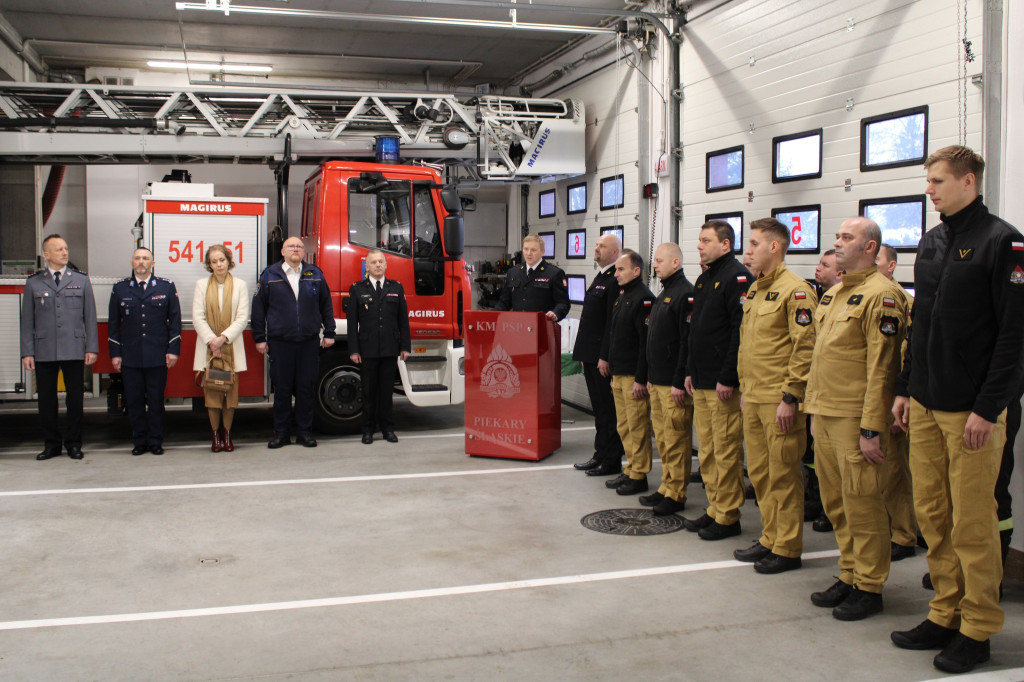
[{"x1": 580, "y1": 508, "x2": 686, "y2": 536}]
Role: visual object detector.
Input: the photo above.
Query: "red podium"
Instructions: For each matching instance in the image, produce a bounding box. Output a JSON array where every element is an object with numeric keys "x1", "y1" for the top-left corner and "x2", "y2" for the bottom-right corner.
[{"x1": 464, "y1": 311, "x2": 561, "y2": 461}]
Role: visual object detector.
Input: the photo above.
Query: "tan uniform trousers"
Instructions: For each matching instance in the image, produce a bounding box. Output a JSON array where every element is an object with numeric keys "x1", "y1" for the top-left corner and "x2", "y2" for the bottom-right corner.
[
  {"x1": 814, "y1": 415, "x2": 892, "y2": 593},
  {"x1": 611, "y1": 375, "x2": 652, "y2": 481},
  {"x1": 909, "y1": 399, "x2": 1005, "y2": 641},
  {"x1": 692, "y1": 388, "x2": 744, "y2": 525},
  {"x1": 744, "y1": 401, "x2": 806, "y2": 558},
  {"x1": 884, "y1": 429, "x2": 917, "y2": 547},
  {"x1": 650, "y1": 384, "x2": 693, "y2": 503}
]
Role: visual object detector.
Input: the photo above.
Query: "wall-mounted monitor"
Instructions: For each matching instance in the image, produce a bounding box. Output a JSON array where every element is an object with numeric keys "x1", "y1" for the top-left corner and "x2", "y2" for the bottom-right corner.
[
  {"x1": 773, "y1": 129, "x2": 823, "y2": 183},
  {"x1": 706, "y1": 145, "x2": 744, "y2": 192},
  {"x1": 566, "y1": 229, "x2": 587, "y2": 259},
  {"x1": 899, "y1": 281, "x2": 916, "y2": 298},
  {"x1": 861, "y1": 106, "x2": 928, "y2": 172},
  {"x1": 538, "y1": 189, "x2": 556, "y2": 218},
  {"x1": 537, "y1": 231, "x2": 556, "y2": 259},
  {"x1": 567, "y1": 181, "x2": 587, "y2": 215},
  {"x1": 705, "y1": 211, "x2": 743, "y2": 254},
  {"x1": 600, "y1": 225, "x2": 624, "y2": 246},
  {"x1": 600, "y1": 175, "x2": 624, "y2": 210},
  {"x1": 859, "y1": 195, "x2": 925, "y2": 252},
  {"x1": 771, "y1": 204, "x2": 821, "y2": 253},
  {"x1": 567, "y1": 274, "x2": 587, "y2": 304}
]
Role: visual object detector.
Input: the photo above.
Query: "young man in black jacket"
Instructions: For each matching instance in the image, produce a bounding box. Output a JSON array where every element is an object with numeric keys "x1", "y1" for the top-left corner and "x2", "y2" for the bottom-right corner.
[
  {"x1": 890, "y1": 146, "x2": 1024, "y2": 674},
  {"x1": 642, "y1": 242, "x2": 694, "y2": 515},
  {"x1": 604, "y1": 250, "x2": 656, "y2": 496},
  {"x1": 683, "y1": 221, "x2": 753, "y2": 540}
]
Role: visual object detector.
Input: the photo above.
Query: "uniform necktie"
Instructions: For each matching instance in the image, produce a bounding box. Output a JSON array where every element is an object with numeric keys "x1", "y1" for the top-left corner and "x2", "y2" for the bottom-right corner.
[
  {"x1": 53, "y1": 271, "x2": 60, "y2": 287},
  {"x1": 376, "y1": 280, "x2": 382, "y2": 295}
]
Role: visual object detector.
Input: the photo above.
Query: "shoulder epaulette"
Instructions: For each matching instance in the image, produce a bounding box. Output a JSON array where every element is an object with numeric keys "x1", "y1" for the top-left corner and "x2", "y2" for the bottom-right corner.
[
  {"x1": 28, "y1": 270, "x2": 47, "y2": 278},
  {"x1": 70, "y1": 267, "x2": 87, "y2": 275}
]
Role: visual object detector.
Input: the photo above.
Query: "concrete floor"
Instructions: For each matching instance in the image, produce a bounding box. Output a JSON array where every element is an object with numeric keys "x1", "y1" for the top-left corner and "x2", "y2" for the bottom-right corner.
[{"x1": 0, "y1": 398, "x2": 1021, "y2": 681}]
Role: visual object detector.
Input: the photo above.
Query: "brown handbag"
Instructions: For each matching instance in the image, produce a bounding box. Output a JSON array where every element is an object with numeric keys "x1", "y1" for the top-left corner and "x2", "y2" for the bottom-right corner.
[{"x1": 202, "y1": 358, "x2": 234, "y2": 392}]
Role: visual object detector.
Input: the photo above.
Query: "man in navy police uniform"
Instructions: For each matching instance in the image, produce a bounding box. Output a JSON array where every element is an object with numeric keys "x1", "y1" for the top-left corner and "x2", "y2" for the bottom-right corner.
[
  {"x1": 494, "y1": 234, "x2": 570, "y2": 321},
  {"x1": 108, "y1": 247, "x2": 181, "y2": 456},
  {"x1": 347, "y1": 249, "x2": 411, "y2": 445},
  {"x1": 20, "y1": 234, "x2": 99, "y2": 461},
  {"x1": 252, "y1": 236, "x2": 336, "y2": 449}
]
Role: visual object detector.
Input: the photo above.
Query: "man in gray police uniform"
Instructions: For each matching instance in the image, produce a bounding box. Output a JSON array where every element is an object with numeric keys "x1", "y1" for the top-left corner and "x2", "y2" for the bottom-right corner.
[{"x1": 21, "y1": 234, "x2": 99, "y2": 460}]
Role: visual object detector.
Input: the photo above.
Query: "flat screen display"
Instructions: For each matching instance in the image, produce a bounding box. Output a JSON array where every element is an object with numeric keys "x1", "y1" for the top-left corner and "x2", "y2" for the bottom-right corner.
[
  {"x1": 861, "y1": 106, "x2": 928, "y2": 172},
  {"x1": 566, "y1": 229, "x2": 587, "y2": 259},
  {"x1": 773, "y1": 129, "x2": 823, "y2": 182},
  {"x1": 600, "y1": 175, "x2": 624, "y2": 210},
  {"x1": 705, "y1": 212, "x2": 743, "y2": 254},
  {"x1": 859, "y1": 196, "x2": 925, "y2": 252},
  {"x1": 706, "y1": 146, "x2": 744, "y2": 192},
  {"x1": 600, "y1": 225, "x2": 624, "y2": 245},
  {"x1": 771, "y1": 205, "x2": 821, "y2": 253},
  {"x1": 567, "y1": 182, "x2": 587, "y2": 215},
  {"x1": 538, "y1": 231, "x2": 555, "y2": 258},
  {"x1": 567, "y1": 274, "x2": 586, "y2": 303},
  {"x1": 538, "y1": 189, "x2": 555, "y2": 218}
]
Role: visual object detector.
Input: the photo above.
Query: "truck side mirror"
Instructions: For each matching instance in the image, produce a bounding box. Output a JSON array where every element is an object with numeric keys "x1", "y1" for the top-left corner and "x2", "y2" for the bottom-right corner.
[
  {"x1": 459, "y1": 195, "x2": 477, "y2": 212},
  {"x1": 444, "y1": 214, "x2": 464, "y2": 258},
  {"x1": 440, "y1": 186, "x2": 461, "y2": 214}
]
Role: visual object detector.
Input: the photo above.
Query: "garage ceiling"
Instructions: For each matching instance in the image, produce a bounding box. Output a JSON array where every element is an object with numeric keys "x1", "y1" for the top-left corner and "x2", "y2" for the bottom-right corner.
[{"x1": 0, "y1": 0, "x2": 655, "y2": 90}]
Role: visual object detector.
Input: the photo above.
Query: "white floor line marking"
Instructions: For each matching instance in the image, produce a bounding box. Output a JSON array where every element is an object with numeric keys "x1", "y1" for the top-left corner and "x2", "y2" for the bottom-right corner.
[
  {"x1": 919, "y1": 670, "x2": 1024, "y2": 682},
  {"x1": 0, "y1": 426, "x2": 596, "y2": 457},
  {"x1": 0, "y1": 464, "x2": 577, "y2": 497},
  {"x1": 0, "y1": 550, "x2": 841, "y2": 631}
]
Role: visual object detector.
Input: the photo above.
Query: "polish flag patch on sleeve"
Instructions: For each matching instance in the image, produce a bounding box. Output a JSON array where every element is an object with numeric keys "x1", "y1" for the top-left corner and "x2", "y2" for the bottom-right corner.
[
  {"x1": 1012, "y1": 241, "x2": 1024, "y2": 251},
  {"x1": 882, "y1": 297, "x2": 895, "y2": 308},
  {"x1": 794, "y1": 291, "x2": 806, "y2": 300},
  {"x1": 737, "y1": 275, "x2": 747, "y2": 283}
]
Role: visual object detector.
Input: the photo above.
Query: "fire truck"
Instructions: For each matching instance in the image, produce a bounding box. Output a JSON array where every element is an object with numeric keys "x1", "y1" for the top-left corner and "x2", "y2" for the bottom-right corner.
[{"x1": 0, "y1": 83, "x2": 585, "y2": 433}]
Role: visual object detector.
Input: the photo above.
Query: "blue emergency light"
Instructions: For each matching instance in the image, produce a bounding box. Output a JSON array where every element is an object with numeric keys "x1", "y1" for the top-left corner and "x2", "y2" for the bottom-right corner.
[{"x1": 375, "y1": 136, "x2": 400, "y2": 164}]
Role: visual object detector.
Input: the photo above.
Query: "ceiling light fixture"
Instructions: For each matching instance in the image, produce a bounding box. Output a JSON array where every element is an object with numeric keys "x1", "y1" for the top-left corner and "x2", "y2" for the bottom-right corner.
[
  {"x1": 147, "y1": 60, "x2": 273, "y2": 73},
  {"x1": 174, "y1": 2, "x2": 617, "y2": 35}
]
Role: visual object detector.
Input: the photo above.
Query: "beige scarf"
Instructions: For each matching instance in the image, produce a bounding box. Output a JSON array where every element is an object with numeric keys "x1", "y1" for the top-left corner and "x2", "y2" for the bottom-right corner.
[{"x1": 204, "y1": 273, "x2": 235, "y2": 371}]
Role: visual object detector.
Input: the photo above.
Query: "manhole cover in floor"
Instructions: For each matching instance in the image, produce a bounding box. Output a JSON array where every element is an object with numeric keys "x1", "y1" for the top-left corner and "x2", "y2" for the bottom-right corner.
[{"x1": 580, "y1": 508, "x2": 686, "y2": 536}]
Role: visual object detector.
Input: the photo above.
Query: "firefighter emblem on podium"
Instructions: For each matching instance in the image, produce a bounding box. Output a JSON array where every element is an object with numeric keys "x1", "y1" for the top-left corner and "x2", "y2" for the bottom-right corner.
[{"x1": 480, "y1": 344, "x2": 521, "y2": 399}]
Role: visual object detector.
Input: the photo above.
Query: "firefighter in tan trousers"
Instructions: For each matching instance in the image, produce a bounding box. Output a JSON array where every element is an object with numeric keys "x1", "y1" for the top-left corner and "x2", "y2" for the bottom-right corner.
[
  {"x1": 640, "y1": 243, "x2": 695, "y2": 515},
  {"x1": 804, "y1": 217, "x2": 908, "y2": 622},
  {"x1": 877, "y1": 243, "x2": 918, "y2": 561},
  {"x1": 734, "y1": 218, "x2": 817, "y2": 574}
]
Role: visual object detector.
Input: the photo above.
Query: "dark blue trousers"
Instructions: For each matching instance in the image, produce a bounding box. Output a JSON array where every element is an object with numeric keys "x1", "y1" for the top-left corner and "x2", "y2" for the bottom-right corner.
[
  {"x1": 121, "y1": 365, "x2": 168, "y2": 448},
  {"x1": 268, "y1": 338, "x2": 320, "y2": 434}
]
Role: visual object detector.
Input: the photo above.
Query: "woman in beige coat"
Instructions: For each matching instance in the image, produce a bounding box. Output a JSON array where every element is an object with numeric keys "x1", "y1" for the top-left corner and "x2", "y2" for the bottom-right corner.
[{"x1": 193, "y1": 244, "x2": 249, "y2": 451}]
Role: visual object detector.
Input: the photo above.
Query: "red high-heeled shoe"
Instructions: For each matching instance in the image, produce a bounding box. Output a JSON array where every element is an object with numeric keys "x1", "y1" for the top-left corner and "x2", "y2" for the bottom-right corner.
[
  {"x1": 211, "y1": 428, "x2": 223, "y2": 452},
  {"x1": 221, "y1": 428, "x2": 234, "y2": 452}
]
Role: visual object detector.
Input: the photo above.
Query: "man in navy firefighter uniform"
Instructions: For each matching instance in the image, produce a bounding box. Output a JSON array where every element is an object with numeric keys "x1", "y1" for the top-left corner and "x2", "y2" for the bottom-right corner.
[
  {"x1": 252, "y1": 237, "x2": 336, "y2": 449},
  {"x1": 108, "y1": 247, "x2": 181, "y2": 456},
  {"x1": 494, "y1": 234, "x2": 570, "y2": 321},
  {"x1": 347, "y1": 249, "x2": 411, "y2": 445}
]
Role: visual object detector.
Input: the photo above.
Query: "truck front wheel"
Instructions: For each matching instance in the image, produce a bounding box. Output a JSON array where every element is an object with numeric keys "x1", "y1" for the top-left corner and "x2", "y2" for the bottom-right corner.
[{"x1": 314, "y1": 352, "x2": 363, "y2": 434}]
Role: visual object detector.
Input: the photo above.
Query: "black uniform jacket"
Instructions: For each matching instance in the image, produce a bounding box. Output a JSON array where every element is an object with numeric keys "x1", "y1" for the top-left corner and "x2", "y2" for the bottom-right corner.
[
  {"x1": 345, "y1": 278, "x2": 412, "y2": 358},
  {"x1": 647, "y1": 269, "x2": 694, "y2": 389},
  {"x1": 252, "y1": 260, "x2": 336, "y2": 343},
  {"x1": 895, "y1": 196, "x2": 1024, "y2": 421},
  {"x1": 494, "y1": 259, "x2": 570, "y2": 321},
  {"x1": 108, "y1": 275, "x2": 182, "y2": 368},
  {"x1": 607, "y1": 277, "x2": 655, "y2": 384},
  {"x1": 686, "y1": 252, "x2": 752, "y2": 390},
  {"x1": 571, "y1": 264, "x2": 618, "y2": 364}
]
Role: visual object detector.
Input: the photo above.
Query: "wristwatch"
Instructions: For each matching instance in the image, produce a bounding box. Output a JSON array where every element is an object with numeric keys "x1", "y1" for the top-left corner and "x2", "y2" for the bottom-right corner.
[
  {"x1": 860, "y1": 428, "x2": 879, "y2": 439},
  {"x1": 781, "y1": 392, "x2": 798, "y2": 405}
]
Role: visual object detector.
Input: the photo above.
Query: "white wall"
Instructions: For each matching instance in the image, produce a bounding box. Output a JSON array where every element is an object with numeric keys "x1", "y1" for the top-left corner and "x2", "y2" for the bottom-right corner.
[{"x1": 679, "y1": 0, "x2": 984, "y2": 282}]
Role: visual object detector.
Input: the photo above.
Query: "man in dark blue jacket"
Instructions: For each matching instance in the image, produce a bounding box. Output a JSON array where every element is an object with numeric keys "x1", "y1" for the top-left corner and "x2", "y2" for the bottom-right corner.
[
  {"x1": 252, "y1": 237, "x2": 336, "y2": 448},
  {"x1": 108, "y1": 247, "x2": 181, "y2": 456},
  {"x1": 683, "y1": 220, "x2": 752, "y2": 541},
  {"x1": 347, "y1": 249, "x2": 411, "y2": 444}
]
